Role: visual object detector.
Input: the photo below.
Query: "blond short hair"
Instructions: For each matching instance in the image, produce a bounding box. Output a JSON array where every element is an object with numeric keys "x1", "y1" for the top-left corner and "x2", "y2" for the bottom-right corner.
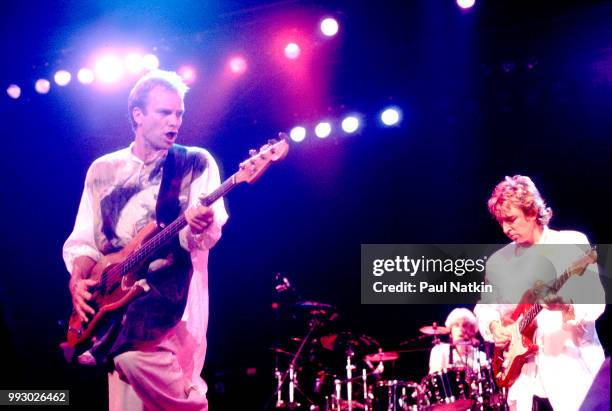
[
  {"x1": 127, "y1": 70, "x2": 189, "y2": 131},
  {"x1": 488, "y1": 175, "x2": 553, "y2": 226}
]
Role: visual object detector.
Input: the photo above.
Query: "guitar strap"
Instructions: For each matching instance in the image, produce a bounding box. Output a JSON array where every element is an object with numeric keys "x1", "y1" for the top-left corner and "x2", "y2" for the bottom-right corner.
[{"x1": 156, "y1": 144, "x2": 188, "y2": 227}]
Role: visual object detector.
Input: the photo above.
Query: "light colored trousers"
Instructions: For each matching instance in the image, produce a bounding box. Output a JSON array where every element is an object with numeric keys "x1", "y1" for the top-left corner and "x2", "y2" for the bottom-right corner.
[{"x1": 108, "y1": 327, "x2": 208, "y2": 411}]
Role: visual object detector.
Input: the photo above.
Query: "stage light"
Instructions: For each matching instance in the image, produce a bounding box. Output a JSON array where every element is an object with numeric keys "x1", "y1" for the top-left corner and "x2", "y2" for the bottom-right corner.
[
  {"x1": 284, "y1": 43, "x2": 301, "y2": 60},
  {"x1": 54, "y1": 70, "x2": 71, "y2": 86},
  {"x1": 125, "y1": 53, "x2": 144, "y2": 73},
  {"x1": 314, "y1": 122, "x2": 332, "y2": 138},
  {"x1": 381, "y1": 107, "x2": 401, "y2": 126},
  {"x1": 6, "y1": 84, "x2": 21, "y2": 99},
  {"x1": 341, "y1": 116, "x2": 360, "y2": 133},
  {"x1": 178, "y1": 65, "x2": 196, "y2": 84},
  {"x1": 77, "y1": 68, "x2": 95, "y2": 84},
  {"x1": 229, "y1": 56, "x2": 247, "y2": 75},
  {"x1": 94, "y1": 55, "x2": 124, "y2": 83},
  {"x1": 457, "y1": 0, "x2": 476, "y2": 9},
  {"x1": 35, "y1": 79, "x2": 51, "y2": 94},
  {"x1": 34, "y1": 78, "x2": 51, "y2": 94},
  {"x1": 290, "y1": 126, "x2": 306, "y2": 142},
  {"x1": 142, "y1": 53, "x2": 160, "y2": 71},
  {"x1": 320, "y1": 18, "x2": 339, "y2": 37}
]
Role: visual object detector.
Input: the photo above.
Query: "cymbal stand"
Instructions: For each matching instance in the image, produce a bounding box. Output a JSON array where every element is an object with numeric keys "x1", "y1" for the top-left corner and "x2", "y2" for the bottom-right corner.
[
  {"x1": 471, "y1": 345, "x2": 485, "y2": 411},
  {"x1": 275, "y1": 367, "x2": 284, "y2": 408},
  {"x1": 274, "y1": 318, "x2": 322, "y2": 409},
  {"x1": 431, "y1": 322, "x2": 442, "y2": 345},
  {"x1": 288, "y1": 363, "x2": 297, "y2": 406},
  {"x1": 346, "y1": 349, "x2": 354, "y2": 411},
  {"x1": 362, "y1": 368, "x2": 369, "y2": 411}
]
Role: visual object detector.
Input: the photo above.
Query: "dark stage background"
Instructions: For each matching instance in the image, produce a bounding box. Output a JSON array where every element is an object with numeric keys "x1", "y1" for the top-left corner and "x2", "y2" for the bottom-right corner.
[{"x1": 0, "y1": 1, "x2": 611, "y2": 409}]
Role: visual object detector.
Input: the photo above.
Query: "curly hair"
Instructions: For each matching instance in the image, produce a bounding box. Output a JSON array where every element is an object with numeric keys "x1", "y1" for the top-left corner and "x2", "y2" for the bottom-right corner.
[
  {"x1": 127, "y1": 70, "x2": 189, "y2": 131},
  {"x1": 487, "y1": 175, "x2": 553, "y2": 226}
]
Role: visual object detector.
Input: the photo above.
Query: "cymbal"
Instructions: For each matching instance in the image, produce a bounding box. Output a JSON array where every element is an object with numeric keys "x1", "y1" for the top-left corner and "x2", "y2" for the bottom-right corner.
[
  {"x1": 318, "y1": 331, "x2": 380, "y2": 353},
  {"x1": 363, "y1": 351, "x2": 399, "y2": 362},
  {"x1": 419, "y1": 324, "x2": 449, "y2": 335},
  {"x1": 270, "y1": 347, "x2": 299, "y2": 357},
  {"x1": 293, "y1": 300, "x2": 336, "y2": 311}
]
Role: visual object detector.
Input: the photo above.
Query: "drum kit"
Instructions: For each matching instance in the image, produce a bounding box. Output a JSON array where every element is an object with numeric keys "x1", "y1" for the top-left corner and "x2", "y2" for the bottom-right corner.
[{"x1": 271, "y1": 301, "x2": 507, "y2": 411}]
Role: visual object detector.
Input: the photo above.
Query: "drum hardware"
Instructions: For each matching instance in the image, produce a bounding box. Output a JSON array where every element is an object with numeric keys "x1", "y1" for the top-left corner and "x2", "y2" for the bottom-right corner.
[
  {"x1": 273, "y1": 316, "x2": 329, "y2": 409},
  {"x1": 346, "y1": 349, "x2": 355, "y2": 411},
  {"x1": 363, "y1": 350, "x2": 400, "y2": 363},
  {"x1": 418, "y1": 322, "x2": 449, "y2": 346},
  {"x1": 270, "y1": 278, "x2": 508, "y2": 411},
  {"x1": 275, "y1": 367, "x2": 284, "y2": 408}
]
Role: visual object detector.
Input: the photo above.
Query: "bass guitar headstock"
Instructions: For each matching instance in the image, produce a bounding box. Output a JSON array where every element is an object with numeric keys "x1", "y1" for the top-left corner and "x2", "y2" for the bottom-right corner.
[{"x1": 235, "y1": 133, "x2": 289, "y2": 184}]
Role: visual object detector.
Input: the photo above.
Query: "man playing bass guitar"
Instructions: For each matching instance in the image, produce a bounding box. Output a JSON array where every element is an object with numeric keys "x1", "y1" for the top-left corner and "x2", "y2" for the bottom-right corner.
[
  {"x1": 63, "y1": 70, "x2": 228, "y2": 411},
  {"x1": 474, "y1": 175, "x2": 605, "y2": 411}
]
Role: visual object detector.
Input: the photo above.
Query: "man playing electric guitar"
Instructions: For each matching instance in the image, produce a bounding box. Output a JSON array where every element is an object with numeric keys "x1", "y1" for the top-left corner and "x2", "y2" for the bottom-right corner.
[
  {"x1": 474, "y1": 175, "x2": 605, "y2": 411},
  {"x1": 63, "y1": 70, "x2": 228, "y2": 411}
]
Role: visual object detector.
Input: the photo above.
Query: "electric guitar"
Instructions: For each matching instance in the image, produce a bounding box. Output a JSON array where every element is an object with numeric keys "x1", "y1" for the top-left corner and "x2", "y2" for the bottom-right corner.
[
  {"x1": 492, "y1": 247, "x2": 597, "y2": 388},
  {"x1": 63, "y1": 136, "x2": 289, "y2": 356}
]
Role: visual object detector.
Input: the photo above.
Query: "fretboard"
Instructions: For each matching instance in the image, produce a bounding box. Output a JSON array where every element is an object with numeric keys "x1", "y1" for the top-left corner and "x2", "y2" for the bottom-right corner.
[
  {"x1": 518, "y1": 266, "x2": 576, "y2": 332},
  {"x1": 118, "y1": 174, "x2": 237, "y2": 275}
]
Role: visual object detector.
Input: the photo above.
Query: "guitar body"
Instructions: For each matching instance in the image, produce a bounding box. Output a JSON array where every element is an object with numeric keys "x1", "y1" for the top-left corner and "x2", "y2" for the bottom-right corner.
[
  {"x1": 492, "y1": 300, "x2": 539, "y2": 388},
  {"x1": 65, "y1": 221, "x2": 160, "y2": 350}
]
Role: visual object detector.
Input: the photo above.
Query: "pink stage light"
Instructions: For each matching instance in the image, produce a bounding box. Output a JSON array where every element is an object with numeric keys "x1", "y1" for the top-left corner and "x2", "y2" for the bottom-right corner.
[
  {"x1": 229, "y1": 56, "x2": 247, "y2": 75},
  {"x1": 54, "y1": 70, "x2": 72, "y2": 86},
  {"x1": 125, "y1": 53, "x2": 144, "y2": 74},
  {"x1": 94, "y1": 55, "x2": 124, "y2": 83},
  {"x1": 142, "y1": 53, "x2": 160, "y2": 71},
  {"x1": 314, "y1": 122, "x2": 332, "y2": 138},
  {"x1": 290, "y1": 126, "x2": 306, "y2": 142},
  {"x1": 284, "y1": 43, "x2": 301, "y2": 60},
  {"x1": 77, "y1": 68, "x2": 95, "y2": 84},
  {"x1": 178, "y1": 66, "x2": 196, "y2": 84}
]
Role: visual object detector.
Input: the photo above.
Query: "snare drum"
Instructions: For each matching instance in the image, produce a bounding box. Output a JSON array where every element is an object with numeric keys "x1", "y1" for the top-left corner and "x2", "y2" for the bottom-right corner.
[
  {"x1": 421, "y1": 366, "x2": 473, "y2": 411},
  {"x1": 371, "y1": 380, "x2": 422, "y2": 411}
]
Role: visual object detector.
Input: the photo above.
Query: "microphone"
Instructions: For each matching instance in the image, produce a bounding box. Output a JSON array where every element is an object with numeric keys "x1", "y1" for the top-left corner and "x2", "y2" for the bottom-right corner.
[{"x1": 452, "y1": 338, "x2": 480, "y2": 347}]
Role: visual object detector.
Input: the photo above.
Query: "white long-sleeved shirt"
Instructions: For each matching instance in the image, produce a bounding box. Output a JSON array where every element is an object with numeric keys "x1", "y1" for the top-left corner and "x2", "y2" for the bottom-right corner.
[
  {"x1": 63, "y1": 143, "x2": 228, "y2": 394},
  {"x1": 474, "y1": 227, "x2": 605, "y2": 411},
  {"x1": 429, "y1": 342, "x2": 488, "y2": 374}
]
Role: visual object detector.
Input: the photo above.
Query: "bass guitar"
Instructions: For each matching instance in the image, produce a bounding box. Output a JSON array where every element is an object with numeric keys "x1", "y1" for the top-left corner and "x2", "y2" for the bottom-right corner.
[{"x1": 63, "y1": 136, "x2": 289, "y2": 356}]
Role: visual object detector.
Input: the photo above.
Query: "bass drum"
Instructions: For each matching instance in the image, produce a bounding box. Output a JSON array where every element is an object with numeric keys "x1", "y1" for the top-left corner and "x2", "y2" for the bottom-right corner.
[
  {"x1": 421, "y1": 366, "x2": 473, "y2": 411},
  {"x1": 370, "y1": 380, "x2": 422, "y2": 411}
]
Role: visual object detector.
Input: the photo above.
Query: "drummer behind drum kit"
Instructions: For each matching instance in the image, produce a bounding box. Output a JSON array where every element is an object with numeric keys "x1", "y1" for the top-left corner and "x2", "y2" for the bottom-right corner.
[{"x1": 271, "y1": 301, "x2": 508, "y2": 411}]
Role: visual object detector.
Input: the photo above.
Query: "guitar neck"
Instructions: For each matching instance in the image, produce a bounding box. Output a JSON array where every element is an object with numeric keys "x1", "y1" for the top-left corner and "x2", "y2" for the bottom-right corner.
[
  {"x1": 120, "y1": 174, "x2": 237, "y2": 274},
  {"x1": 518, "y1": 268, "x2": 575, "y2": 332}
]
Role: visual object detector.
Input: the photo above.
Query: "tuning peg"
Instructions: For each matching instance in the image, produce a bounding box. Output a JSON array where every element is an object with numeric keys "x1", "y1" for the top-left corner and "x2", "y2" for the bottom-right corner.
[
  {"x1": 268, "y1": 139, "x2": 278, "y2": 145},
  {"x1": 249, "y1": 149, "x2": 257, "y2": 156}
]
